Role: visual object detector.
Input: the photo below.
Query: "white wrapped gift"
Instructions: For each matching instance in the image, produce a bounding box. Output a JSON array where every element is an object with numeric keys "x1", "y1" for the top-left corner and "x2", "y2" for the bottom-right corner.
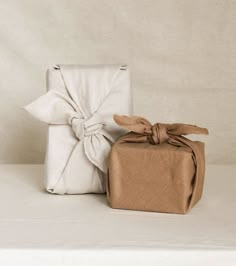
[{"x1": 25, "y1": 64, "x2": 132, "y2": 194}]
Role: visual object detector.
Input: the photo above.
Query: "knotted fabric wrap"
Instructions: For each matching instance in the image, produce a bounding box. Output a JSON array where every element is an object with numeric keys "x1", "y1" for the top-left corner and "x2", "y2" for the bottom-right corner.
[
  {"x1": 107, "y1": 115, "x2": 208, "y2": 214},
  {"x1": 113, "y1": 114, "x2": 208, "y2": 144},
  {"x1": 25, "y1": 65, "x2": 132, "y2": 194}
]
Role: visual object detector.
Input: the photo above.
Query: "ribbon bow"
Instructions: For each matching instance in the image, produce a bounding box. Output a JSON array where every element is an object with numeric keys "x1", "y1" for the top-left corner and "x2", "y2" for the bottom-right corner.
[
  {"x1": 113, "y1": 115, "x2": 208, "y2": 144},
  {"x1": 113, "y1": 114, "x2": 209, "y2": 210}
]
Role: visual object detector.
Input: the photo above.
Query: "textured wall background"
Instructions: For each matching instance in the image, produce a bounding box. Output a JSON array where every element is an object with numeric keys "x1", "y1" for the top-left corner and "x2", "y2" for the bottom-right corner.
[{"x1": 0, "y1": 0, "x2": 235, "y2": 164}]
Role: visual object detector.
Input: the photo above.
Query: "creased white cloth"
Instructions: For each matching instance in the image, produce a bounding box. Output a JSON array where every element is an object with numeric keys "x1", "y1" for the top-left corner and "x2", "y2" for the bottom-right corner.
[{"x1": 25, "y1": 64, "x2": 132, "y2": 194}]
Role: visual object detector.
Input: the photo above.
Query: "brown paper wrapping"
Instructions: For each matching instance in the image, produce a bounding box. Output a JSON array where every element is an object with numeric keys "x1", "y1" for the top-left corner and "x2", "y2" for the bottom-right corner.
[{"x1": 107, "y1": 115, "x2": 208, "y2": 214}]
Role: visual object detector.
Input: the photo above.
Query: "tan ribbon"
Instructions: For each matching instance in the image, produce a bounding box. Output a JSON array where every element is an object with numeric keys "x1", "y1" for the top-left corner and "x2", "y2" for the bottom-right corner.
[
  {"x1": 113, "y1": 114, "x2": 209, "y2": 210},
  {"x1": 114, "y1": 115, "x2": 208, "y2": 145}
]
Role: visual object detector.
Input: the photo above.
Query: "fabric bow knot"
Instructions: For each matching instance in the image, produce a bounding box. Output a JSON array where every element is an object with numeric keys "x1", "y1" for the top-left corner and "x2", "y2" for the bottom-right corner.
[
  {"x1": 113, "y1": 115, "x2": 209, "y2": 144},
  {"x1": 148, "y1": 123, "x2": 169, "y2": 144},
  {"x1": 25, "y1": 90, "x2": 115, "y2": 173},
  {"x1": 68, "y1": 112, "x2": 104, "y2": 140}
]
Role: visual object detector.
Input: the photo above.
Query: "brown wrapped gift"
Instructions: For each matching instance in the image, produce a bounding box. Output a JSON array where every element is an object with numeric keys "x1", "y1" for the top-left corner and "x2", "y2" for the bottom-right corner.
[{"x1": 107, "y1": 115, "x2": 209, "y2": 214}]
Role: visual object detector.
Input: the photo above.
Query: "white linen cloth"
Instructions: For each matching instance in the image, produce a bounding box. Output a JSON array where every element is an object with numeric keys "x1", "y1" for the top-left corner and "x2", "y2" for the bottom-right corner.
[{"x1": 25, "y1": 64, "x2": 132, "y2": 194}]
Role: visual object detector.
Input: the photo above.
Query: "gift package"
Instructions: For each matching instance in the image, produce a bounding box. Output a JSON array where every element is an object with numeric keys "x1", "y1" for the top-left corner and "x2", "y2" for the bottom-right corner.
[
  {"x1": 25, "y1": 65, "x2": 208, "y2": 214},
  {"x1": 25, "y1": 65, "x2": 132, "y2": 194},
  {"x1": 107, "y1": 115, "x2": 208, "y2": 214}
]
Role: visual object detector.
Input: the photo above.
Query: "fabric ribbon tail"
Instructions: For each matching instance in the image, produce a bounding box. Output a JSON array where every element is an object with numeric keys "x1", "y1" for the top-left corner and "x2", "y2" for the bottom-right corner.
[
  {"x1": 84, "y1": 132, "x2": 114, "y2": 173},
  {"x1": 24, "y1": 90, "x2": 80, "y2": 124},
  {"x1": 168, "y1": 123, "x2": 209, "y2": 136},
  {"x1": 113, "y1": 114, "x2": 152, "y2": 134}
]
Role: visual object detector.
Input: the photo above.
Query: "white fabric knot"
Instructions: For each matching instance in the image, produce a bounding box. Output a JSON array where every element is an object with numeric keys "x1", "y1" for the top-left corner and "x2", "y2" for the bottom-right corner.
[{"x1": 68, "y1": 112, "x2": 104, "y2": 140}]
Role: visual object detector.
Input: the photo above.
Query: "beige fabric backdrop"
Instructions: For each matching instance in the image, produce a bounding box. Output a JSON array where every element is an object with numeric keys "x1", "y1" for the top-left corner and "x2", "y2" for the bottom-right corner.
[{"x1": 0, "y1": 0, "x2": 235, "y2": 164}]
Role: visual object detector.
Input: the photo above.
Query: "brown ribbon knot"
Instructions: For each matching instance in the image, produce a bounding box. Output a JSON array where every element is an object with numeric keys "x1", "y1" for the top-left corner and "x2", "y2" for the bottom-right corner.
[{"x1": 113, "y1": 115, "x2": 209, "y2": 145}]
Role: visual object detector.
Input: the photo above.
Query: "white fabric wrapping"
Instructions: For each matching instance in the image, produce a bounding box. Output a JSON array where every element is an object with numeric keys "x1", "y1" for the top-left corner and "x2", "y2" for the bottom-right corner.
[{"x1": 25, "y1": 64, "x2": 132, "y2": 194}]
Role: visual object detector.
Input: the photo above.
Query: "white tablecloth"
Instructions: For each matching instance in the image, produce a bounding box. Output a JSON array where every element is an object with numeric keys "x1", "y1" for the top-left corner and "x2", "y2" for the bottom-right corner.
[{"x1": 0, "y1": 164, "x2": 235, "y2": 266}]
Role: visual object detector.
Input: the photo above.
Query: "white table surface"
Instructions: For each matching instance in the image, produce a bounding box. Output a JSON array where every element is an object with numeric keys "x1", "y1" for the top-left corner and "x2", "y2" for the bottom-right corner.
[{"x1": 0, "y1": 164, "x2": 235, "y2": 266}]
